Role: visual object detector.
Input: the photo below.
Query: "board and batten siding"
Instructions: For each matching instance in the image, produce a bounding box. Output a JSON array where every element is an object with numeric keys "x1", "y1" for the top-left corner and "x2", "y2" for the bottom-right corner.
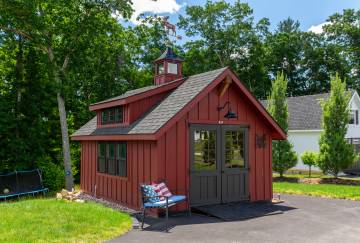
[
  {"x1": 156, "y1": 84, "x2": 274, "y2": 204},
  {"x1": 80, "y1": 140, "x2": 158, "y2": 210}
]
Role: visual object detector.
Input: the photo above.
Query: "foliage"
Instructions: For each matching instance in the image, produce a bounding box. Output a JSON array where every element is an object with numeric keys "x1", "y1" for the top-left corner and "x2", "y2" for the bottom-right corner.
[
  {"x1": 301, "y1": 151, "x2": 319, "y2": 178},
  {"x1": 267, "y1": 72, "x2": 297, "y2": 177},
  {"x1": 37, "y1": 156, "x2": 65, "y2": 191},
  {"x1": 0, "y1": 199, "x2": 132, "y2": 242},
  {"x1": 273, "y1": 182, "x2": 360, "y2": 201},
  {"x1": 0, "y1": 0, "x2": 359, "y2": 185},
  {"x1": 178, "y1": 0, "x2": 271, "y2": 98},
  {"x1": 318, "y1": 74, "x2": 358, "y2": 177}
]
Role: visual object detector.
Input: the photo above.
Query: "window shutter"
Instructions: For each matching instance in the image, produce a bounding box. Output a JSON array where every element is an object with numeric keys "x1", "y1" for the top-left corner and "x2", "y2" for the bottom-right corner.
[{"x1": 356, "y1": 110, "x2": 359, "y2": 125}]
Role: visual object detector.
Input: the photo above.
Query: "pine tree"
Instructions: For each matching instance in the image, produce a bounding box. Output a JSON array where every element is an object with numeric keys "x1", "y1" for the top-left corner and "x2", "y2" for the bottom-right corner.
[
  {"x1": 318, "y1": 74, "x2": 357, "y2": 177},
  {"x1": 267, "y1": 72, "x2": 297, "y2": 177}
]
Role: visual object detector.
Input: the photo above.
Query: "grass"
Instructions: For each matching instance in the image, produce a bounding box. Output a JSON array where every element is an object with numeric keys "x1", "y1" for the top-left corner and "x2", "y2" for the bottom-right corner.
[
  {"x1": 0, "y1": 198, "x2": 132, "y2": 243},
  {"x1": 273, "y1": 182, "x2": 360, "y2": 201}
]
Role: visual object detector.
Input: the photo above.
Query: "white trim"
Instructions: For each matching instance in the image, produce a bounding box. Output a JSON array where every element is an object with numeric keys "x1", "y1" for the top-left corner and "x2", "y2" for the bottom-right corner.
[{"x1": 289, "y1": 129, "x2": 323, "y2": 133}]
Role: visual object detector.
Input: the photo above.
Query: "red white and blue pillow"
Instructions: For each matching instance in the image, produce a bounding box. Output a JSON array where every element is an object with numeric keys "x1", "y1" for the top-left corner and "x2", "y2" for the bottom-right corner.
[
  {"x1": 151, "y1": 182, "x2": 173, "y2": 199},
  {"x1": 142, "y1": 185, "x2": 160, "y2": 203}
]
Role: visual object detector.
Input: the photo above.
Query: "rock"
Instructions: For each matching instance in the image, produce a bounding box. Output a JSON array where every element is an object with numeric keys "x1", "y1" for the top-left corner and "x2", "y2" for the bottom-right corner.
[
  {"x1": 75, "y1": 199, "x2": 85, "y2": 203},
  {"x1": 56, "y1": 193, "x2": 62, "y2": 199}
]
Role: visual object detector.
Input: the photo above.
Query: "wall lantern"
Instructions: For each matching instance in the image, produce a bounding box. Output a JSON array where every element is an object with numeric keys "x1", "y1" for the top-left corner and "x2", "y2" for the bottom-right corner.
[{"x1": 217, "y1": 101, "x2": 237, "y2": 119}]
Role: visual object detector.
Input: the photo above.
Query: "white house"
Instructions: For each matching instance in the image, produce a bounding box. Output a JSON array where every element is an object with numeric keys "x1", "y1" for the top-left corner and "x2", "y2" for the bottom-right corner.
[{"x1": 263, "y1": 90, "x2": 360, "y2": 171}]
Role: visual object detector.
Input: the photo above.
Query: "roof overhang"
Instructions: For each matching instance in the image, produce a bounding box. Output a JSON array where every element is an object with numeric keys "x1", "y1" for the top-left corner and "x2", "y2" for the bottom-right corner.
[{"x1": 71, "y1": 134, "x2": 157, "y2": 141}]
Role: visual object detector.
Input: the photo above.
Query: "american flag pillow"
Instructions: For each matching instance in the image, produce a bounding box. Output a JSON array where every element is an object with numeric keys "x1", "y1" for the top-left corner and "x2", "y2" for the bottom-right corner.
[{"x1": 151, "y1": 182, "x2": 172, "y2": 199}]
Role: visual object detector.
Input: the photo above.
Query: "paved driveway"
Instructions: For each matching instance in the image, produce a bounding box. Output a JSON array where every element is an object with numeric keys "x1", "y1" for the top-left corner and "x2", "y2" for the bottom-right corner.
[{"x1": 109, "y1": 195, "x2": 360, "y2": 243}]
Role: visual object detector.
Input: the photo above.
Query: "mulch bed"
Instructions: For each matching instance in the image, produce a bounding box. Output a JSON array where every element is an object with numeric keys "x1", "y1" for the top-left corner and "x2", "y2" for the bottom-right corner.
[{"x1": 273, "y1": 177, "x2": 360, "y2": 186}]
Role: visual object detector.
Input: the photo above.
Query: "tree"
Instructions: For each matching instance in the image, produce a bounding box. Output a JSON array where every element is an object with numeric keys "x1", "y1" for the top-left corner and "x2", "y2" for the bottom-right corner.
[
  {"x1": 318, "y1": 74, "x2": 357, "y2": 177},
  {"x1": 267, "y1": 72, "x2": 297, "y2": 177},
  {"x1": 178, "y1": 0, "x2": 271, "y2": 98},
  {"x1": 324, "y1": 9, "x2": 360, "y2": 91},
  {"x1": 301, "y1": 151, "x2": 318, "y2": 178},
  {"x1": 0, "y1": 0, "x2": 133, "y2": 190}
]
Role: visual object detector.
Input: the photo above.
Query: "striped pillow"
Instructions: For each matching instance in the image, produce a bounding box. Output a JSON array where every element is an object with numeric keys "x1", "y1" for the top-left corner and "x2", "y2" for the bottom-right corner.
[{"x1": 151, "y1": 182, "x2": 172, "y2": 199}]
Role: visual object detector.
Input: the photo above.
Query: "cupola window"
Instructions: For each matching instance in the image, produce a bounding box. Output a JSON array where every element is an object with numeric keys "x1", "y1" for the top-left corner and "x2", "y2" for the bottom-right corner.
[
  {"x1": 157, "y1": 63, "x2": 165, "y2": 74},
  {"x1": 168, "y1": 62, "x2": 178, "y2": 74}
]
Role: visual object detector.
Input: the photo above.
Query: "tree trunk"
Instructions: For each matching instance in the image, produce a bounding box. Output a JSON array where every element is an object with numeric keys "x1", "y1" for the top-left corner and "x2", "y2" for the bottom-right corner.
[
  {"x1": 57, "y1": 92, "x2": 74, "y2": 190},
  {"x1": 309, "y1": 166, "x2": 311, "y2": 178}
]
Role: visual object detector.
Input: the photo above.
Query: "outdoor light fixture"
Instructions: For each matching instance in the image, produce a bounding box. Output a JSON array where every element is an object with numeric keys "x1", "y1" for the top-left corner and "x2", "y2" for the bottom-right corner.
[{"x1": 217, "y1": 101, "x2": 238, "y2": 119}]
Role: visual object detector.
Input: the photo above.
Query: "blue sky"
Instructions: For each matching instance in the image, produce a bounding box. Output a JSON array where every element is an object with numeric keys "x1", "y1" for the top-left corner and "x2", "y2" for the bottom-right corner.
[
  {"x1": 128, "y1": 0, "x2": 360, "y2": 41},
  {"x1": 181, "y1": 0, "x2": 360, "y2": 31}
]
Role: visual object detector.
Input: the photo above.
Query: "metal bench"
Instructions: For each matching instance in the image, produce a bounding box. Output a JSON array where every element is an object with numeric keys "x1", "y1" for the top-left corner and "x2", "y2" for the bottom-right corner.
[
  {"x1": 0, "y1": 169, "x2": 49, "y2": 201},
  {"x1": 139, "y1": 181, "x2": 191, "y2": 231}
]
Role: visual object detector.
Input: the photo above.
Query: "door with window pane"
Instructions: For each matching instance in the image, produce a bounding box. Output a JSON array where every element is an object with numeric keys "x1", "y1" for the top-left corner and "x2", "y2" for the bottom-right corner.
[
  {"x1": 221, "y1": 126, "x2": 249, "y2": 203},
  {"x1": 189, "y1": 125, "x2": 248, "y2": 206},
  {"x1": 189, "y1": 125, "x2": 221, "y2": 205}
]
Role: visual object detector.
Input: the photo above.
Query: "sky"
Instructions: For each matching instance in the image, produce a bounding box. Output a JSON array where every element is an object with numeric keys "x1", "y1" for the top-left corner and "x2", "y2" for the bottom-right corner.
[{"x1": 127, "y1": 0, "x2": 360, "y2": 40}]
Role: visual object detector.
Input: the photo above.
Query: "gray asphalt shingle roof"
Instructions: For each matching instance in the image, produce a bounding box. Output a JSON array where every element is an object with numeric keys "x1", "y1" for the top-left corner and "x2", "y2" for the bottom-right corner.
[
  {"x1": 72, "y1": 67, "x2": 227, "y2": 137},
  {"x1": 261, "y1": 91, "x2": 354, "y2": 130},
  {"x1": 92, "y1": 78, "x2": 182, "y2": 106}
]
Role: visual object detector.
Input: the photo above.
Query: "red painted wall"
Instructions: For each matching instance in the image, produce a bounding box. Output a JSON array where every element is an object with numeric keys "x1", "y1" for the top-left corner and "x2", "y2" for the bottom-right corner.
[
  {"x1": 80, "y1": 82, "x2": 274, "y2": 211},
  {"x1": 80, "y1": 140, "x2": 158, "y2": 209},
  {"x1": 128, "y1": 92, "x2": 168, "y2": 124}
]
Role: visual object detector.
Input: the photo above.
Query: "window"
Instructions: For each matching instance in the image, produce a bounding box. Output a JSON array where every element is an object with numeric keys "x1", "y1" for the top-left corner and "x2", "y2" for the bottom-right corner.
[
  {"x1": 157, "y1": 63, "x2": 164, "y2": 74},
  {"x1": 349, "y1": 110, "x2": 359, "y2": 125},
  {"x1": 97, "y1": 142, "x2": 127, "y2": 177},
  {"x1": 101, "y1": 106, "x2": 123, "y2": 124},
  {"x1": 98, "y1": 143, "x2": 106, "y2": 173},
  {"x1": 168, "y1": 63, "x2": 178, "y2": 74},
  {"x1": 193, "y1": 130, "x2": 217, "y2": 171}
]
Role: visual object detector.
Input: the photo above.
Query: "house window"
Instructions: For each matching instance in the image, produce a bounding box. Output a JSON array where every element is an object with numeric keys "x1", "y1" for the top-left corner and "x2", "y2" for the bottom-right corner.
[
  {"x1": 349, "y1": 110, "x2": 359, "y2": 125},
  {"x1": 101, "y1": 106, "x2": 123, "y2": 124},
  {"x1": 97, "y1": 142, "x2": 127, "y2": 177},
  {"x1": 168, "y1": 62, "x2": 178, "y2": 74}
]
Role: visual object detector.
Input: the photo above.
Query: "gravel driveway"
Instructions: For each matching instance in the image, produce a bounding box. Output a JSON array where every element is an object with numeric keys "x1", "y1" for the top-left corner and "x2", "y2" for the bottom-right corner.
[{"x1": 109, "y1": 194, "x2": 360, "y2": 243}]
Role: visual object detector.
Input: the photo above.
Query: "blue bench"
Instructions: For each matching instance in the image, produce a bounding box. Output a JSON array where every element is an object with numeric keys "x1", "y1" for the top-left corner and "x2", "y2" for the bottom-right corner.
[
  {"x1": 0, "y1": 169, "x2": 49, "y2": 201},
  {"x1": 140, "y1": 182, "x2": 191, "y2": 231}
]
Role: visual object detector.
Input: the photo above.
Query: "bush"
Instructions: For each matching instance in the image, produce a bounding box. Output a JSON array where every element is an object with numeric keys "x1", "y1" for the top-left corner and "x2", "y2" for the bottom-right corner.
[
  {"x1": 37, "y1": 156, "x2": 65, "y2": 191},
  {"x1": 301, "y1": 151, "x2": 318, "y2": 177},
  {"x1": 272, "y1": 140, "x2": 298, "y2": 177}
]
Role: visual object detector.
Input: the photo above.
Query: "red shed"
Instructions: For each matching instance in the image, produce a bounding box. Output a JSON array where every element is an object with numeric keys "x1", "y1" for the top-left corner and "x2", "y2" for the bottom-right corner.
[{"x1": 72, "y1": 47, "x2": 286, "y2": 212}]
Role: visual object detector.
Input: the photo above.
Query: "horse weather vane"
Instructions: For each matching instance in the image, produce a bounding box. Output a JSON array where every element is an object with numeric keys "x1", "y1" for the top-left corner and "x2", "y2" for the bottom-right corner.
[{"x1": 161, "y1": 16, "x2": 182, "y2": 46}]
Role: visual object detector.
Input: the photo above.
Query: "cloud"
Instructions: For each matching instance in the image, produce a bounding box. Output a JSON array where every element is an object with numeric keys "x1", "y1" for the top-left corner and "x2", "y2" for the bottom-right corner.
[
  {"x1": 129, "y1": 0, "x2": 183, "y2": 24},
  {"x1": 308, "y1": 22, "x2": 330, "y2": 34}
]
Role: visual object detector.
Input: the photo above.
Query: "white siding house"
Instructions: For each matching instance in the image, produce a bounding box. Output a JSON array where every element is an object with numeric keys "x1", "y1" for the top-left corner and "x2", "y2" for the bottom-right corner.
[{"x1": 263, "y1": 91, "x2": 360, "y2": 171}]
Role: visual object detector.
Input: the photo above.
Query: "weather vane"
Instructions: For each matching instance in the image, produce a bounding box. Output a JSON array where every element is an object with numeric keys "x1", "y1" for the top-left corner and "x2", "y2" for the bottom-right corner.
[{"x1": 161, "y1": 16, "x2": 182, "y2": 46}]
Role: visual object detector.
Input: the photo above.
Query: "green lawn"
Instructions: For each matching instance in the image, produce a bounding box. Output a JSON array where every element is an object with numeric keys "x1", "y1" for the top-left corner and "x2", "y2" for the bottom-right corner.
[
  {"x1": 0, "y1": 199, "x2": 132, "y2": 243},
  {"x1": 273, "y1": 182, "x2": 360, "y2": 201}
]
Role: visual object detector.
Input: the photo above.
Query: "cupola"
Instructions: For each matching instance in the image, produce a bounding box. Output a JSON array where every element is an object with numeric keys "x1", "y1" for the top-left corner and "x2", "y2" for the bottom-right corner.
[{"x1": 154, "y1": 47, "x2": 183, "y2": 85}]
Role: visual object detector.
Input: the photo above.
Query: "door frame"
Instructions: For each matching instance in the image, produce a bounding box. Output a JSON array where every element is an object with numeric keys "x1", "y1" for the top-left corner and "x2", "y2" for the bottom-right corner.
[{"x1": 189, "y1": 124, "x2": 249, "y2": 206}]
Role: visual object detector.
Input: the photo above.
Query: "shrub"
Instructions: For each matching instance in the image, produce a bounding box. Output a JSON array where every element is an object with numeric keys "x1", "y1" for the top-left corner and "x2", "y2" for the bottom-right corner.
[
  {"x1": 37, "y1": 156, "x2": 65, "y2": 191},
  {"x1": 301, "y1": 151, "x2": 318, "y2": 177}
]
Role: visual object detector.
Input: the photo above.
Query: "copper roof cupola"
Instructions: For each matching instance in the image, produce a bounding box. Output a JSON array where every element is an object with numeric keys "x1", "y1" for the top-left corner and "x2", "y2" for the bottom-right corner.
[{"x1": 154, "y1": 47, "x2": 183, "y2": 85}]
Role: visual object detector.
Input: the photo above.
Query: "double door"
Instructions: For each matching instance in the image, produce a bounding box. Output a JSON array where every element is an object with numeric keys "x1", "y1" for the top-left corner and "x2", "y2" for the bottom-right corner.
[{"x1": 189, "y1": 125, "x2": 249, "y2": 206}]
